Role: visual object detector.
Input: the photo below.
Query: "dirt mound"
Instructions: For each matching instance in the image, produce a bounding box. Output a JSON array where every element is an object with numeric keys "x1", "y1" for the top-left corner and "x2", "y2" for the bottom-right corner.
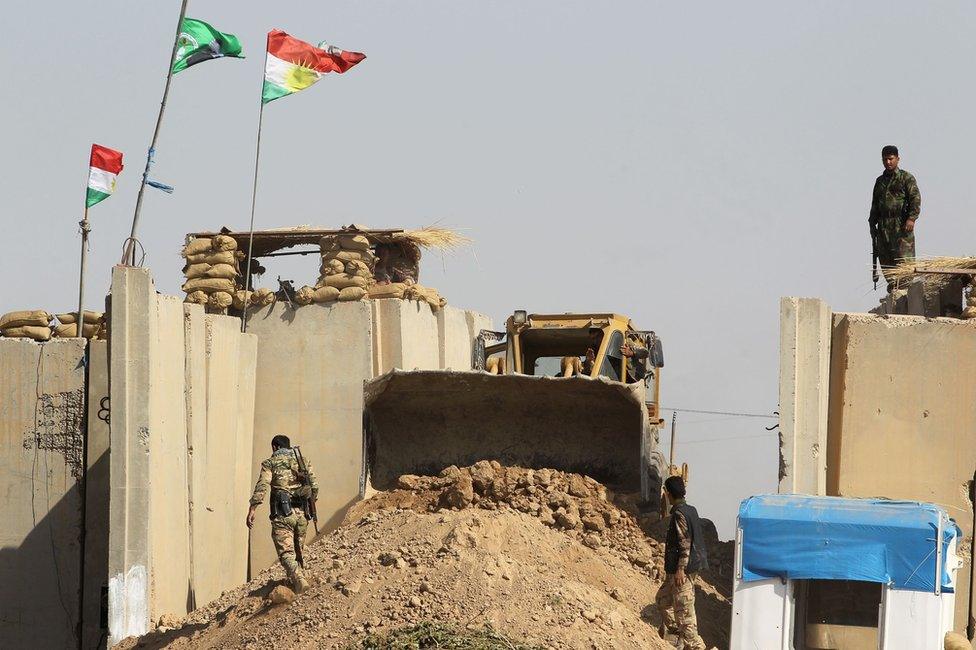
[{"x1": 119, "y1": 464, "x2": 731, "y2": 649}]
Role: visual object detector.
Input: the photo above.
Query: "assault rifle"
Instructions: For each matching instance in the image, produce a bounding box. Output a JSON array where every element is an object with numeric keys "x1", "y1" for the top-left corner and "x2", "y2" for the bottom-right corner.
[
  {"x1": 870, "y1": 220, "x2": 880, "y2": 290},
  {"x1": 293, "y1": 446, "x2": 319, "y2": 535}
]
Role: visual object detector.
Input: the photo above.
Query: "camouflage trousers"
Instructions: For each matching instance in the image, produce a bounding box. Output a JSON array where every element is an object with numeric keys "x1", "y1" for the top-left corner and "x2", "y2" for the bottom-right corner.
[
  {"x1": 271, "y1": 512, "x2": 308, "y2": 579},
  {"x1": 877, "y1": 226, "x2": 916, "y2": 287},
  {"x1": 655, "y1": 573, "x2": 705, "y2": 650}
]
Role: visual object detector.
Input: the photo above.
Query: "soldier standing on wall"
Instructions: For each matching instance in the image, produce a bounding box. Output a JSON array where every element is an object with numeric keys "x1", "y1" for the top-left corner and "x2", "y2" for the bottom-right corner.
[
  {"x1": 246, "y1": 434, "x2": 319, "y2": 593},
  {"x1": 655, "y1": 476, "x2": 708, "y2": 650},
  {"x1": 869, "y1": 145, "x2": 921, "y2": 291}
]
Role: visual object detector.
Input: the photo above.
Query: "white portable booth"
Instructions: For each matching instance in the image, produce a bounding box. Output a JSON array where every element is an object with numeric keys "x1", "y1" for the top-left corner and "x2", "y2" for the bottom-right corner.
[{"x1": 730, "y1": 495, "x2": 962, "y2": 650}]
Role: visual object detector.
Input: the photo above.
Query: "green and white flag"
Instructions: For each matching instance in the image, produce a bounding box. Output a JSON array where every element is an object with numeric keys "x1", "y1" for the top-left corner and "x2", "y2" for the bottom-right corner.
[{"x1": 172, "y1": 18, "x2": 243, "y2": 74}]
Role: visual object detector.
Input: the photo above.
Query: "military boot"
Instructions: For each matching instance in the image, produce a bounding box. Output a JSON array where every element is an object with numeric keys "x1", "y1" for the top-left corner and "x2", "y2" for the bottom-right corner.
[{"x1": 292, "y1": 568, "x2": 310, "y2": 594}]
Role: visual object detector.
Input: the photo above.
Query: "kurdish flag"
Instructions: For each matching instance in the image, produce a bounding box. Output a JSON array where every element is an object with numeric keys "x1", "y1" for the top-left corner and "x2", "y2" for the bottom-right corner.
[
  {"x1": 172, "y1": 18, "x2": 244, "y2": 74},
  {"x1": 86, "y1": 144, "x2": 124, "y2": 208},
  {"x1": 262, "y1": 29, "x2": 365, "y2": 104}
]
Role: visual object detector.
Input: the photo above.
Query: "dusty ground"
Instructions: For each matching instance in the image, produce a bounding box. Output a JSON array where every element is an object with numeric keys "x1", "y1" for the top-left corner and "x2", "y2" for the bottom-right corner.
[{"x1": 119, "y1": 463, "x2": 731, "y2": 649}]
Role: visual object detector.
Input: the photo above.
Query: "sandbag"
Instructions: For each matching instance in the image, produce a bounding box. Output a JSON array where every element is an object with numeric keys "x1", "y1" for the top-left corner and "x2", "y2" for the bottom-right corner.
[
  {"x1": 211, "y1": 234, "x2": 238, "y2": 252},
  {"x1": 52, "y1": 322, "x2": 100, "y2": 338},
  {"x1": 184, "y1": 263, "x2": 211, "y2": 279},
  {"x1": 338, "y1": 234, "x2": 371, "y2": 251},
  {"x1": 368, "y1": 283, "x2": 408, "y2": 300},
  {"x1": 295, "y1": 286, "x2": 315, "y2": 306},
  {"x1": 320, "y1": 258, "x2": 345, "y2": 275},
  {"x1": 183, "y1": 238, "x2": 213, "y2": 256},
  {"x1": 185, "y1": 291, "x2": 209, "y2": 305},
  {"x1": 319, "y1": 273, "x2": 368, "y2": 290},
  {"x1": 329, "y1": 249, "x2": 376, "y2": 266},
  {"x1": 338, "y1": 287, "x2": 367, "y2": 301},
  {"x1": 945, "y1": 632, "x2": 969, "y2": 650},
  {"x1": 344, "y1": 259, "x2": 373, "y2": 277},
  {"x1": 962, "y1": 306, "x2": 976, "y2": 320},
  {"x1": 56, "y1": 311, "x2": 103, "y2": 325},
  {"x1": 2, "y1": 325, "x2": 51, "y2": 341},
  {"x1": 252, "y1": 287, "x2": 275, "y2": 306},
  {"x1": 204, "y1": 263, "x2": 238, "y2": 280},
  {"x1": 185, "y1": 250, "x2": 239, "y2": 266},
  {"x1": 182, "y1": 277, "x2": 236, "y2": 294},
  {"x1": 232, "y1": 290, "x2": 251, "y2": 310},
  {"x1": 0, "y1": 310, "x2": 51, "y2": 329},
  {"x1": 208, "y1": 292, "x2": 233, "y2": 310},
  {"x1": 311, "y1": 286, "x2": 341, "y2": 303}
]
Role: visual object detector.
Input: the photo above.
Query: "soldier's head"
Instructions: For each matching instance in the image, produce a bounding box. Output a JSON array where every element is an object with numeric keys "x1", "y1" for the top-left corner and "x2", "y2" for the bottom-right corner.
[
  {"x1": 271, "y1": 434, "x2": 291, "y2": 451},
  {"x1": 881, "y1": 145, "x2": 899, "y2": 172},
  {"x1": 664, "y1": 476, "x2": 686, "y2": 500}
]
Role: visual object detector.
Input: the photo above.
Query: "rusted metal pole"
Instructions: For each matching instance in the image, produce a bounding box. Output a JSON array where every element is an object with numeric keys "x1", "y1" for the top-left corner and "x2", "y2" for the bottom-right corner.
[{"x1": 77, "y1": 208, "x2": 90, "y2": 338}]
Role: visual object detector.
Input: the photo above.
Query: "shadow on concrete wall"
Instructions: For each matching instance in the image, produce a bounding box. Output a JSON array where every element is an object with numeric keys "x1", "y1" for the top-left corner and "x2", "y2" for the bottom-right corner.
[{"x1": 0, "y1": 481, "x2": 84, "y2": 649}]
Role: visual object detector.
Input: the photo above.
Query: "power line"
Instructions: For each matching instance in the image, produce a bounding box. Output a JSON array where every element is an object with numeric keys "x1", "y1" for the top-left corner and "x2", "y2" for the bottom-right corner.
[{"x1": 661, "y1": 406, "x2": 778, "y2": 420}]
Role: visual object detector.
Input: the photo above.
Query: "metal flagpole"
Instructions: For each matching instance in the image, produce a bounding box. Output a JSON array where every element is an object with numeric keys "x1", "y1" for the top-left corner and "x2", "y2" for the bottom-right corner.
[
  {"x1": 77, "y1": 207, "x2": 90, "y2": 339},
  {"x1": 121, "y1": 0, "x2": 189, "y2": 265},
  {"x1": 241, "y1": 46, "x2": 270, "y2": 333}
]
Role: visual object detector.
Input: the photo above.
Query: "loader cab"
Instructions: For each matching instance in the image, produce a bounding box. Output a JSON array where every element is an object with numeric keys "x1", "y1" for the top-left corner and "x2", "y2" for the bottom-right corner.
[{"x1": 477, "y1": 311, "x2": 664, "y2": 418}]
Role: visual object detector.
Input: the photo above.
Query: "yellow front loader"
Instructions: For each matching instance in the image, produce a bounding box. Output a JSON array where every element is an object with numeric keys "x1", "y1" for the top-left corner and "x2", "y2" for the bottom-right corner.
[{"x1": 362, "y1": 311, "x2": 669, "y2": 510}]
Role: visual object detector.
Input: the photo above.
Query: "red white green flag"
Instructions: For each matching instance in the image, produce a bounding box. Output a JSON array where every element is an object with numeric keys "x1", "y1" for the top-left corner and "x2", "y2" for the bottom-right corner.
[
  {"x1": 86, "y1": 144, "x2": 124, "y2": 208},
  {"x1": 262, "y1": 29, "x2": 365, "y2": 104}
]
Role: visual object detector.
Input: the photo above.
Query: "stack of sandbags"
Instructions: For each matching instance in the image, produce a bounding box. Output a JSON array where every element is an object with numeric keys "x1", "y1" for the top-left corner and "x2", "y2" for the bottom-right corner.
[
  {"x1": 181, "y1": 235, "x2": 243, "y2": 313},
  {"x1": 366, "y1": 282, "x2": 447, "y2": 311},
  {"x1": 0, "y1": 310, "x2": 52, "y2": 341},
  {"x1": 229, "y1": 287, "x2": 276, "y2": 311},
  {"x1": 53, "y1": 311, "x2": 105, "y2": 339},
  {"x1": 314, "y1": 234, "x2": 377, "y2": 302}
]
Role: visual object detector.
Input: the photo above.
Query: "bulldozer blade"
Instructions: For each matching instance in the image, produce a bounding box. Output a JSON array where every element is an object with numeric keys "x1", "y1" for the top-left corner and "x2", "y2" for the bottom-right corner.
[{"x1": 362, "y1": 370, "x2": 665, "y2": 506}]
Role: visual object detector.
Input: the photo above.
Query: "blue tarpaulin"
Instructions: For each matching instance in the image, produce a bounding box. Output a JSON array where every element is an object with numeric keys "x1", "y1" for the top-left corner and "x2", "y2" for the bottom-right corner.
[{"x1": 738, "y1": 495, "x2": 959, "y2": 593}]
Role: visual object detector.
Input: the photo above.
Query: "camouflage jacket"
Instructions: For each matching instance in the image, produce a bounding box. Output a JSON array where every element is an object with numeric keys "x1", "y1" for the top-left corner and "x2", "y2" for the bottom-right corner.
[
  {"x1": 250, "y1": 447, "x2": 319, "y2": 506},
  {"x1": 869, "y1": 168, "x2": 920, "y2": 229},
  {"x1": 671, "y1": 498, "x2": 692, "y2": 571}
]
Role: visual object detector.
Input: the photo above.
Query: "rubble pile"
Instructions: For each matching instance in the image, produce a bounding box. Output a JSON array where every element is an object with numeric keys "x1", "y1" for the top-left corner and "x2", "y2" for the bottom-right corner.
[
  {"x1": 119, "y1": 464, "x2": 730, "y2": 650},
  {"x1": 180, "y1": 235, "x2": 245, "y2": 314}
]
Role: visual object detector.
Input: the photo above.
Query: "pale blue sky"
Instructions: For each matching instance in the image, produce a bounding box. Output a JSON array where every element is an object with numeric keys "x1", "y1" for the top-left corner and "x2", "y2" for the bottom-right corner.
[{"x1": 4, "y1": 1, "x2": 975, "y2": 537}]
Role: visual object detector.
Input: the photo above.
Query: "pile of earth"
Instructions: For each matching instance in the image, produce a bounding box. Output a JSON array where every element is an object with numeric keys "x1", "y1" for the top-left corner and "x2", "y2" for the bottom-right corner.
[{"x1": 119, "y1": 463, "x2": 732, "y2": 649}]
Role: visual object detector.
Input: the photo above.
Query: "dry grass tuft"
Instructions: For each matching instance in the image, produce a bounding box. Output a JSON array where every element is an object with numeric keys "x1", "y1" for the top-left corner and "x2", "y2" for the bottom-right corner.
[
  {"x1": 888, "y1": 256, "x2": 976, "y2": 285},
  {"x1": 396, "y1": 226, "x2": 472, "y2": 251}
]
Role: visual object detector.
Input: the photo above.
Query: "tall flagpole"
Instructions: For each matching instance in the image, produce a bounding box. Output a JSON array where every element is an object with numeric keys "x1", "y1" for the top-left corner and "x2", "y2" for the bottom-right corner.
[
  {"x1": 77, "y1": 207, "x2": 90, "y2": 339},
  {"x1": 121, "y1": 0, "x2": 189, "y2": 265},
  {"x1": 241, "y1": 44, "x2": 270, "y2": 333}
]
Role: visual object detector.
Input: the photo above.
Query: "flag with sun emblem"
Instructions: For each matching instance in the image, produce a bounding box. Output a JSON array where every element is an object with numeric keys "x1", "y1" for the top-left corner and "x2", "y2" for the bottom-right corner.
[
  {"x1": 172, "y1": 18, "x2": 244, "y2": 74},
  {"x1": 262, "y1": 29, "x2": 365, "y2": 104}
]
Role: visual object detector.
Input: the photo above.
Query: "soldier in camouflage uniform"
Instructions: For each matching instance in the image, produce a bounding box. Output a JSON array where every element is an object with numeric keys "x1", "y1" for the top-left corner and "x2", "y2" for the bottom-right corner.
[
  {"x1": 247, "y1": 434, "x2": 319, "y2": 593},
  {"x1": 655, "y1": 476, "x2": 707, "y2": 650},
  {"x1": 870, "y1": 145, "x2": 921, "y2": 289}
]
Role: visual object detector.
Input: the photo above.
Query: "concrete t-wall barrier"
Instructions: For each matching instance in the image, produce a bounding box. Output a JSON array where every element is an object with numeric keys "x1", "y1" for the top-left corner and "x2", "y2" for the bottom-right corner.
[
  {"x1": 247, "y1": 301, "x2": 374, "y2": 575},
  {"x1": 246, "y1": 300, "x2": 490, "y2": 575},
  {"x1": 0, "y1": 338, "x2": 87, "y2": 649},
  {"x1": 777, "y1": 297, "x2": 831, "y2": 495},
  {"x1": 107, "y1": 268, "x2": 257, "y2": 644},
  {"x1": 827, "y1": 312, "x2": 976, "y2": 635},
  {"x1": 82, "y1": 340, "x2": 111, "y2": 650}
]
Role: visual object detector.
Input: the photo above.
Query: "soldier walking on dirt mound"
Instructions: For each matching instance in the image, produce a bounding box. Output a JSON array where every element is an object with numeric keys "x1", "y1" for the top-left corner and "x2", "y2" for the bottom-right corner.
[
  {"x1": 247, "y1": 434, "x2": 319, "y2": 593},
  {"x1": 655, "y1": 476, "x2": 707, "y2": 650},
  {"x1": 869, "y1": 144, "x2": 921, "y2": 290}
]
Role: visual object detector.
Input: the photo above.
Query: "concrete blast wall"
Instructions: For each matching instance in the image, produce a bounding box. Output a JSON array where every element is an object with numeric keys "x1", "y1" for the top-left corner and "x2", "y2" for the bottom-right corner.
[
  {"x1": 107, "y1": 267, "x2": 257, "y2": 646},
  {"x1": 0, "y1": 338, "x2": 87, "y2": 649},
  {"x1": 247, "y1": 298, "x2": 490, "y2": 575},
  {"x1": 777, "y1": 297, "x2": 831, "y2": 495},
  {"x1": 781, "y1": 297, "x2": 976, "y2": 636}
]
